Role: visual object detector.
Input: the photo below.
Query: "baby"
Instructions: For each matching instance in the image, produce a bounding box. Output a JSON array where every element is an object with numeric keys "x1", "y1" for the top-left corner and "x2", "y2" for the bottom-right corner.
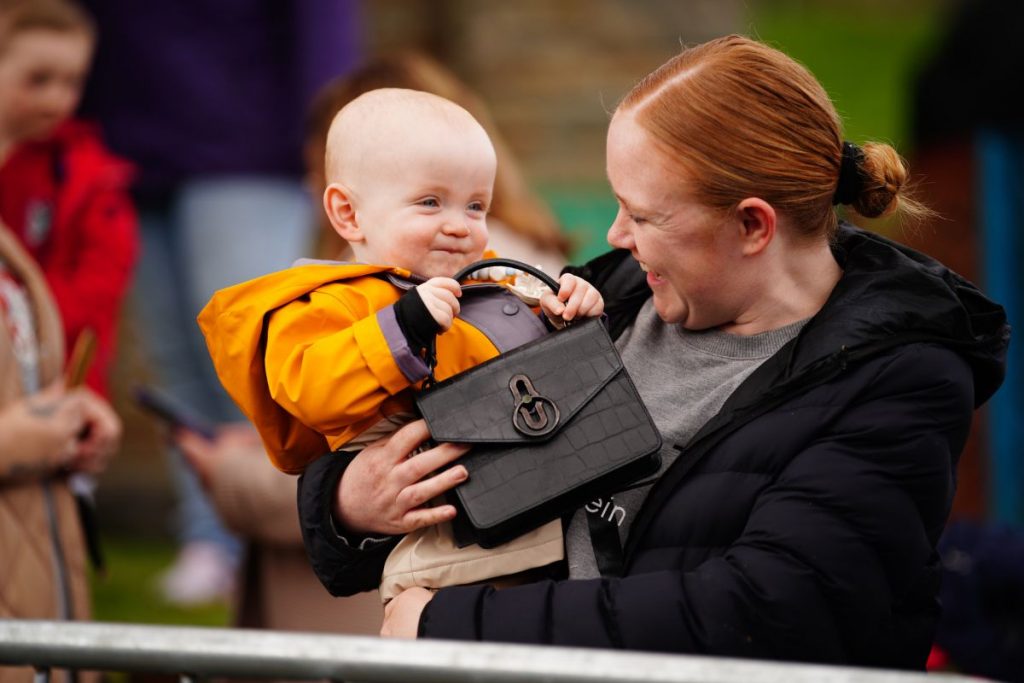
[{"x1": 199, "y1": 88, "x2": 603, "y2": 601}]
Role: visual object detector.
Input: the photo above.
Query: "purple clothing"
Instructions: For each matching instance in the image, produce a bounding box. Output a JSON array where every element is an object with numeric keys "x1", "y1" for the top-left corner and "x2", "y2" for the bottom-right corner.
[{"x1": 78, "y1": 0, "x2": 361, "y2": 199}]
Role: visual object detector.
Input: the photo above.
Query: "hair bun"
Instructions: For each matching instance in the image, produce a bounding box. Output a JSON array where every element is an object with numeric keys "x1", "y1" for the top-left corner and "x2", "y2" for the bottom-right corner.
[{"x1": 851, "y1": 143, "x2": 907, "y2": 218}]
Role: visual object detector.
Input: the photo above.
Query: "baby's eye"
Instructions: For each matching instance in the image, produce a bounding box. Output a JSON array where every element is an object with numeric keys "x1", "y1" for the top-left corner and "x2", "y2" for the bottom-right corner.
[
  {"x1": 419, "y1": 197, "x2": 440, "y2": 208},
  {"x1": 467, "y1": 201, "x2": 486, "y2": 213}
]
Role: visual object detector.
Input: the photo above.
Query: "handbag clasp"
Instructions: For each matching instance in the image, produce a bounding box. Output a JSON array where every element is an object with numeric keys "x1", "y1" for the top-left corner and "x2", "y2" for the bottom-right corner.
[{"x1": 509, "y1": 374, "x2": 560, "y2": 437}]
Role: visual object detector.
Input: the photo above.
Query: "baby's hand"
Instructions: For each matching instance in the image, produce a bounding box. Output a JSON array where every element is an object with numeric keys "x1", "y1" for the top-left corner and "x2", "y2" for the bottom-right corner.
[
  {"x1": 539, "y1": 274, "x2": 604, "y2": 324},
  {"x1": 416, "y1": 277, "x2": 462, "y2": 332}
]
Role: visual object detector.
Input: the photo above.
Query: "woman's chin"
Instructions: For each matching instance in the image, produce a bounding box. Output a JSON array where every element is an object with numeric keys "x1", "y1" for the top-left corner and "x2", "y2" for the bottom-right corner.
[{"x1": 651, "y1": 295, "x2": 684, "y2": 325}]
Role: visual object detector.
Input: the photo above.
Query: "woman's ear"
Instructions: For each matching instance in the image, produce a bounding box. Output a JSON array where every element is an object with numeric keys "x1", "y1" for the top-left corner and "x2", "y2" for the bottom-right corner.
[
  {"x1": 735, "y1": 197, "x2": 776, "y2": 256},
  {"x1": 324, "y1": 183, "x2": 363, "y2": 243}
]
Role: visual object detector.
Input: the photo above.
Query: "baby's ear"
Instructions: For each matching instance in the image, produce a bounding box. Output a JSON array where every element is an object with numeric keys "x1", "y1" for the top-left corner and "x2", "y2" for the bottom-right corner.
[{"x1": 324, "y1": 183, "x2": 363, "y2": 242}]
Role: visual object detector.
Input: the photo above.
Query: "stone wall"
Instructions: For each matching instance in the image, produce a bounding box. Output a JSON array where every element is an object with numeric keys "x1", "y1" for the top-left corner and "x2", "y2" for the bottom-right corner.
[{"x1": 361, "y1": 0, "x2": 742, "y2": 186}]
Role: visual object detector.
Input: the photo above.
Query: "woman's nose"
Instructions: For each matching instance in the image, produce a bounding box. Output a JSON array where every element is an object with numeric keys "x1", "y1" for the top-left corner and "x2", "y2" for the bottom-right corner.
[{"x1": 606, "y1": 211, "x2": 634, "y2": 249}]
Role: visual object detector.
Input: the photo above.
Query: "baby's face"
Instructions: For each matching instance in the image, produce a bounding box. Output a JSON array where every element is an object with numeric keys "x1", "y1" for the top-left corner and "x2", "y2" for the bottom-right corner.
[{"x1": 351, "y1": 125, "x2": 494, "y2": 278}]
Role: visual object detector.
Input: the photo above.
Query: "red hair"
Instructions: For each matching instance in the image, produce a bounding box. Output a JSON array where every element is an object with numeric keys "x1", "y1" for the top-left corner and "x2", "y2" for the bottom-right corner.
[{"x1": 619, "y1": 35, "x2": 927, "y2": 239}]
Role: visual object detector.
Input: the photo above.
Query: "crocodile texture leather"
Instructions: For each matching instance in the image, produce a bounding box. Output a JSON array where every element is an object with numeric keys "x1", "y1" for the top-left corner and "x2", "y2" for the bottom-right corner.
[{"x1": 417, "y1": 317, "x2": 662, "y2": 548}]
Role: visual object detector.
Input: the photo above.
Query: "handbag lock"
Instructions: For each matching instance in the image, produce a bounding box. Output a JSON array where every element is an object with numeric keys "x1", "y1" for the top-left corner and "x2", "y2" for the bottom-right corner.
[{"x1": 509, "y1": 373, "x2": 560, "y2": 437}]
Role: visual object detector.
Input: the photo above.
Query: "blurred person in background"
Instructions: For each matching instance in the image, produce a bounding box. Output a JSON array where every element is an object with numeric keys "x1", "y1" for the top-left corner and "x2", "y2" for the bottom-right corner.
[
  {"x1": 304, "y1": 52, "x2": 570, "y2": 272},
  {"x1": 172, "y1": 424, "x2": 382, "y2": 635},
  {"x1": 0, "y1": 221, "x2": 121, "y2": 683},
  {"x1": 77, "y1": 0, "x2": 359, "y2": 605},
  {"x1": 932, "y1": 520, "x2": 1024, "y2": 682},
  {"x1": 299, "y1": 35, "x2": 1008, "y2": 670},
  {"x1": 0, "y1": 0, "x2": 137, "y2": 398}
]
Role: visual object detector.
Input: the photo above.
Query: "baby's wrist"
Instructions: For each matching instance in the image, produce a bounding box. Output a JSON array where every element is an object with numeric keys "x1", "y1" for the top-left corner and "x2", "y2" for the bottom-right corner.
[{"x1": 395, "y1": 288, "x2": 441, "y2": 352}]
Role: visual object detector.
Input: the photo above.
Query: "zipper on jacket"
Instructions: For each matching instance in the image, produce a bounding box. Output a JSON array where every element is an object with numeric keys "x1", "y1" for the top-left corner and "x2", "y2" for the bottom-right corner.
[{"x1": 43, "y1": 481, "x2": 74, "y2": 619}]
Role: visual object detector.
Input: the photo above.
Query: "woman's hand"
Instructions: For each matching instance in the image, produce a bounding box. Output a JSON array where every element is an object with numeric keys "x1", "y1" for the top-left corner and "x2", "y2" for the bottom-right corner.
[
  {"x1": 0, "y1": 382, "x2": 83, "y2": 475},
  {"x1": 381, "y1": 587, "x2": 435, "y2": 638},
  {"x1": 65, "y1": 386, "x2": 122, "y2": 474},
  {"x1": 335, "y1": 419, "x2": 469, "y2": 536},
  {"x1": 540, "y1": 273, "x2": 605, "y2": 324},
  {"x1": 175, "y1": 423, "x2": 261, "y2": 490}
]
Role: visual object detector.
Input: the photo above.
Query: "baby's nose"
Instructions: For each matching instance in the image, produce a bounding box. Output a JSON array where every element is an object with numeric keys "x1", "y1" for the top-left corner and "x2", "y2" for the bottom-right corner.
[{"x1": 442, "y1": 218, "x2": 470, "y2": 237}]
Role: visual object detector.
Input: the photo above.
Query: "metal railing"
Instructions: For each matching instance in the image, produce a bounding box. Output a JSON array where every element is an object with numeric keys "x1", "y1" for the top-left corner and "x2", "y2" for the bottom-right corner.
[{"x1": 0, "y1": 620, "x2": 980, "y2": 683}]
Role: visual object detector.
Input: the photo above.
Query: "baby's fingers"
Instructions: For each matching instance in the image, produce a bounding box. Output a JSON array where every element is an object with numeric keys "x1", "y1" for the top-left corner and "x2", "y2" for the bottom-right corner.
[
  {"x1": 425, "y1": 277, "x2": 462, "y2": 297},
  {"x1": 578, "y1": 286, "x2": 605, "y2": 318},
  {"x1": 539, "y1": 291, "x2": 565, "y2": 318},
  {"x1": 561, "y1": 283, "x2": 592, "y2": 321},
  {"x1": 556, "y1": 274, "x2": 578, "y2": 302}
]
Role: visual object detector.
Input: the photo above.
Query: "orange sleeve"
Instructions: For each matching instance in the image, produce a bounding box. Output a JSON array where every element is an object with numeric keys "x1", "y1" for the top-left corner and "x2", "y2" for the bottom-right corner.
[{"x1": 264, "y1": 287, "x2": 412, "y2": 436}]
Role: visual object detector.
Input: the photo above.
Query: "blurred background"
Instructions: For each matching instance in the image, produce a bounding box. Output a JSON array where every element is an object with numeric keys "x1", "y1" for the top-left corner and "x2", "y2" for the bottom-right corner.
[{"x1": 76, "y1": 0, "x2": 1021, "y2": 674}]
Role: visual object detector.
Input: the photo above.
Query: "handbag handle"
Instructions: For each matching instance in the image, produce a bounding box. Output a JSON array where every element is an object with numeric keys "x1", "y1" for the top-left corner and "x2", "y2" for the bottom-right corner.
[
  {"x1": 422, "y1": 258, "x2": 562, "y2": 386},
  {"x1": 453, "y1": 257, "x2": 561, "y2": 292}
]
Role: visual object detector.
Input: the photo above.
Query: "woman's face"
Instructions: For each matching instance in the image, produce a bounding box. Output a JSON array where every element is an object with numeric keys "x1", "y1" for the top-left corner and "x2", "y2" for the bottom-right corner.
[{"x1": 605, "y1": 112, "x2": 748, "y2": 329}]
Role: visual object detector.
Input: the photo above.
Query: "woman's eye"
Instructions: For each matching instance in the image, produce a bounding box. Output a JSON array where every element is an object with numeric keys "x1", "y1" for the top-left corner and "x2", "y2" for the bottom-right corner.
[{"x1": 630, "y1": 215, "x2": 647, "y2": 225}]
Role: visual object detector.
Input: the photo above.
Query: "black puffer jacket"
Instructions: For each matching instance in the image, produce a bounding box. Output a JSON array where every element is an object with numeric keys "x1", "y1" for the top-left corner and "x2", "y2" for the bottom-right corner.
[{"x1": 298, "y1": 225, "x2": 1009, "y2": 669}]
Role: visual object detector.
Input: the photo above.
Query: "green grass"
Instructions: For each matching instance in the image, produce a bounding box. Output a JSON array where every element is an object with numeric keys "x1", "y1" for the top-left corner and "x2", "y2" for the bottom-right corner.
[{"x1": 90, "y1": 536, "x2": 229, "y2": 627}]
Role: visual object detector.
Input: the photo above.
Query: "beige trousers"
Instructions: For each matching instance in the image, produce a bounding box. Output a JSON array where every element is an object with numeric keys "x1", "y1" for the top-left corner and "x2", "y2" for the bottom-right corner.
[{"x1": 380, "y1": 518, "x2": 563, "y2": 602}]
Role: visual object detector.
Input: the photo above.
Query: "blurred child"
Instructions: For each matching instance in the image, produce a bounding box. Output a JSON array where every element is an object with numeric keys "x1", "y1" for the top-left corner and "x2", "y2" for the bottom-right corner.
[
  {"x1": 0, "y1": 0, "x2": 137, "y2": 397},
  {"x1": 200, "y1": 89, "x2": 603, "y2": 601}
]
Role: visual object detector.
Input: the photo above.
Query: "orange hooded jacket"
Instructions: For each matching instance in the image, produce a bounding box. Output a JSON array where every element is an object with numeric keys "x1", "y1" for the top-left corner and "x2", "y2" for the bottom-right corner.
[{"x1": 198, "y1": 262, "x2": 543, "y2": 474}]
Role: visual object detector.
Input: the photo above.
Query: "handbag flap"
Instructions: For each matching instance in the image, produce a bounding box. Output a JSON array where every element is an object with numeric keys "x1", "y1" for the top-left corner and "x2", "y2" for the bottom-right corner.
[{"x1": 416, "y1": 318, "x2": 622, "y2": 443}]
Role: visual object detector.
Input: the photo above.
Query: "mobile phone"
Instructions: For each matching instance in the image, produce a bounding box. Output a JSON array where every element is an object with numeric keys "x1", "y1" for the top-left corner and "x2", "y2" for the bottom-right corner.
[{"x1": 133, "y1": 385, "x2": 217, "y2": 440}]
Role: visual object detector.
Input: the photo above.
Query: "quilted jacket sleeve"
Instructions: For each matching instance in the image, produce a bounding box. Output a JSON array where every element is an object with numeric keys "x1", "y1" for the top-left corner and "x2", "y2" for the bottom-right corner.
[{"x1": 419, "y1": 345, "x2": 975, "y2": 663}]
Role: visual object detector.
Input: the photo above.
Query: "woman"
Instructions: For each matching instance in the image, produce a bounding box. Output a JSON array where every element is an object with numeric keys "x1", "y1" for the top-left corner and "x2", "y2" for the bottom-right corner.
[
  {"x1": 0, "y1": 222, "x2": 120, "y2": 683},
  {"x1": 296, "y1": 36, "x2": 1008, "y2": 669}
]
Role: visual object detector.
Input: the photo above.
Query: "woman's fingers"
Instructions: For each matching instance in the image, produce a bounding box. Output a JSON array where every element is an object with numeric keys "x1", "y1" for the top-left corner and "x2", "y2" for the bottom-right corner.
[
  {"x1": 402, "y1": 503, "x2": 458, "y2": 531},
  {"x1": 396, "y1": 459, "x2": 467, "y2": 508},
  {"x1": 397, "y1": 441, "x2": 469, "y2": 483},
  {"x1": 336, "y1": 421, "x2": 470, "y2": 535},
  {"x1": 379, "y1": 419, "x2": 433, "y2": 464}
]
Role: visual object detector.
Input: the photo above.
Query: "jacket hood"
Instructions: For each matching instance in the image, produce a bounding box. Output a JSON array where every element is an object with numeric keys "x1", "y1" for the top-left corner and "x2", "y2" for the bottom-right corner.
[
  {"x1": 793, "y1": 224, "x2": 1009, "y2": 407},
  {"x1": 197, "y1": 262, "x2": 403, "y2": 473}
]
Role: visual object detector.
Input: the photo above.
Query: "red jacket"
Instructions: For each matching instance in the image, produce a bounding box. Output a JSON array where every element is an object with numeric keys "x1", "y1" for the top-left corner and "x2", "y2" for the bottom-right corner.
[{"x1": 0, "y1": 120, "x2": 138, "y2": 395}]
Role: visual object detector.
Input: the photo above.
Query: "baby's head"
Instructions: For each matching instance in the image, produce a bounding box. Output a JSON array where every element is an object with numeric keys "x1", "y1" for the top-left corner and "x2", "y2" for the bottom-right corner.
[
  {"x1": 323, "y1": 88, "x2": 496, "y2": 278},
  {"x1": 0, "y1": 0, "x2": 94, "y2": 143}
]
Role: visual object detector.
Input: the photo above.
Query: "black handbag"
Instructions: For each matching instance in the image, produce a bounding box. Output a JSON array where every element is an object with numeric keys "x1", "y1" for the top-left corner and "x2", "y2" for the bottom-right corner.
[{"x1": 416, "y1": 259, "x2": 662, "y2": 549}]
